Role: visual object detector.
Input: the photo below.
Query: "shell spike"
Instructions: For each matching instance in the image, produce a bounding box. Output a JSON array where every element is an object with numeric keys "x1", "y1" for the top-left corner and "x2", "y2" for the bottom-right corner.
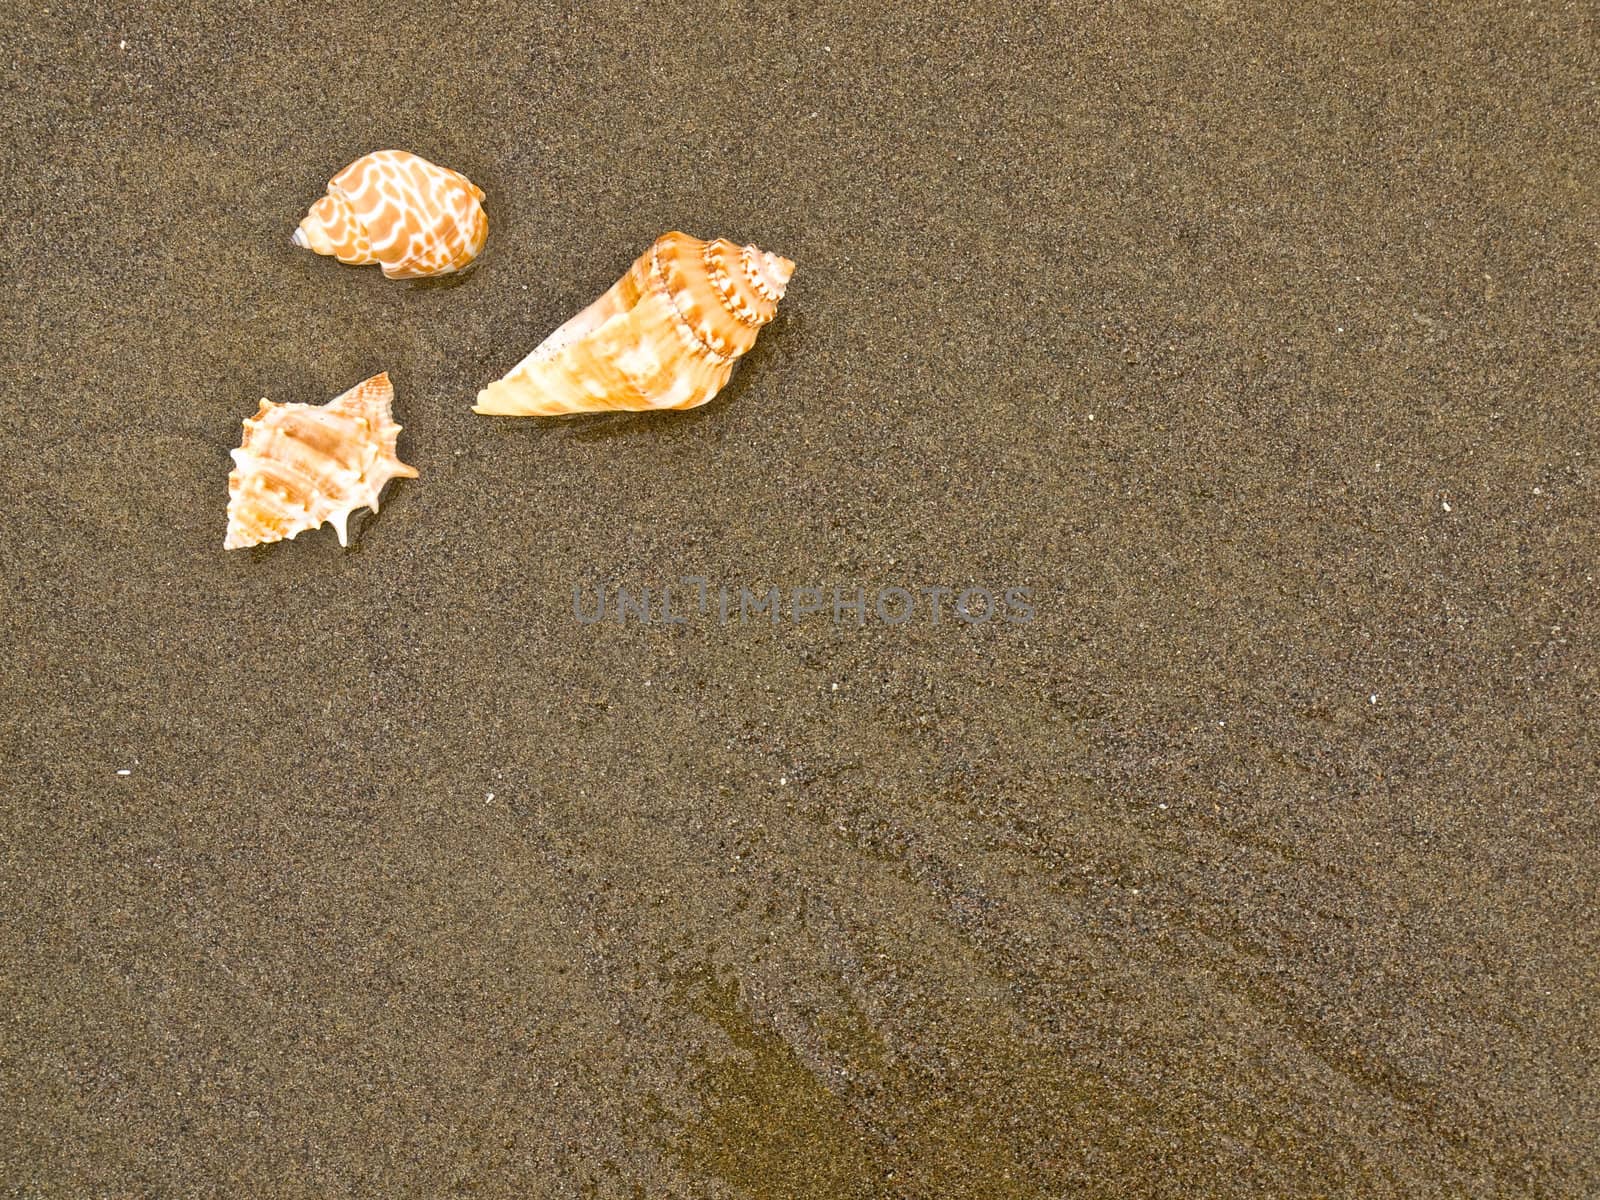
[{"x1": 224, "y1": 373, "x2": 417, "y2": 550}]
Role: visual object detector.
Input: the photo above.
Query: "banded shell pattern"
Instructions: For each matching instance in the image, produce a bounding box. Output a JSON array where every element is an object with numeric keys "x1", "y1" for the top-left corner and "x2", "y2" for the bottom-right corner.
[
  {"x1": 224, "y1": 372, "x2": 418, "y2": 550},
  {"x1": 293, "y1": 150, "x2": 488, "y2": 279},
  {"x1": 473, "y1": 231, "x2": 795, "y2": 416}
]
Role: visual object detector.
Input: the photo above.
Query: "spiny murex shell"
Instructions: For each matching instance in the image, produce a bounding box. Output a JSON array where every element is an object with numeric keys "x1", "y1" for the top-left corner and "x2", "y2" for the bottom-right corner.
[
  {"x1": 292, "y1": 150, "x2": 488, "y2": 279},
  {"x1": 224, "y1": 372, "x2": 418, "y2": 550},
  {"x1": 473, "y1": 231, "x2": 795, "y2": 417}
]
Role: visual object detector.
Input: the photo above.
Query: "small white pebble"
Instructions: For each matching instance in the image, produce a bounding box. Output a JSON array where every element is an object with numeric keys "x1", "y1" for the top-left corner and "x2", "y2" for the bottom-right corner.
[
  {"x1": 1533, "y1": 487, "x2": 1543, "y2": 495},
  {"x1": 1369, "y1": 694, "x2": 1378, "y2": 704},
  {"x1": 1158, "y1": 803, "x2": 1168, "y2": 810},
  {"x1": 485, "y1": 792, "x2": 494, "y2": 802},
  {"x1": 116, "y1": 768, "x2": 131, "y2": 776},
  {"x1": 1442, "y1": 500, "x2": 1452, "y2": 512},
  {"x1": 779, "y1": 776, "x2": 788, "y2": 786},
  {"x1": 119, "y1": 39, "x2": 127, "y2": 50},
  {"x1": 1336, "y1": 326, "x2": 1344, "y2": 333},
  {"x1": 1087, "y1": 413, "x2": 1095, "y2": 421},
  {"x1": 830, "y1": 682, "x2": 839, "y2": 692}
]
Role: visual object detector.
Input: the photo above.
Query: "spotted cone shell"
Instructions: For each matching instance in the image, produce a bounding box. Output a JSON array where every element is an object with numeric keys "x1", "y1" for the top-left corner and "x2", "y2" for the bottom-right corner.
[
  {"x1": 292, "y1": 150, "x2": 488, "y2": 279},
  {"x1": 473, "y1": 231, "x2": 795, "y2": 416},
  {"x1": 224, "y1": 372, "x2": 418, "y2": 550}
]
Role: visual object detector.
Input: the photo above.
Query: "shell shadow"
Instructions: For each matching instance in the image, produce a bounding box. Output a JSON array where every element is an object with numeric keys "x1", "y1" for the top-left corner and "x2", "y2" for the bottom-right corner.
[{"x1": 404, "y1": 251, "x2": 487, "y2": 293}]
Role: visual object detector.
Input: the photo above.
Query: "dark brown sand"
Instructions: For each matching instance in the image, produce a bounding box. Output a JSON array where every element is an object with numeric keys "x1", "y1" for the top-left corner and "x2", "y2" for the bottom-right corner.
[{"x1": 2, "y1": 2, "x2": 1597, "y2": 1196}]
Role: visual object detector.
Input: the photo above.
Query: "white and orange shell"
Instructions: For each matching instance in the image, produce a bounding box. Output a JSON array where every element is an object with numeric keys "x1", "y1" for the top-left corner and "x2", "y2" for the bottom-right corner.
[
  {"x1": 473, "y1": 231, "x2": 795, "y2": 417},
  {"x1": 292, "y1": 150, "x2": 488, "y2": 279},
  {"x1": 224, "y1": 372, "x2": 418, "y2": 550}
]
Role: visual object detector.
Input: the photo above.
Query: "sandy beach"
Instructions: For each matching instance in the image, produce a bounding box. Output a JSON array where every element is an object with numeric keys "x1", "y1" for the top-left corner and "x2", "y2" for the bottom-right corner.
[{"x1": 2, "y1": 2, "x2": 1596, "y2": 1195}]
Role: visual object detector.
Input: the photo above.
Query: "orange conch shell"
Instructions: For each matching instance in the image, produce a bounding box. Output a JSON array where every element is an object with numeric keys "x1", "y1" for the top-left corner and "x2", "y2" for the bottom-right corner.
[
  {"x1": 473, "y1": 231, "x2": 795, "y2": 416},
  {"x1": 224, "y1": 372, "x2": 418, "y2": 550},
  {"x1": 292, "y1": 150, "x2": 488, "y2": 279}
]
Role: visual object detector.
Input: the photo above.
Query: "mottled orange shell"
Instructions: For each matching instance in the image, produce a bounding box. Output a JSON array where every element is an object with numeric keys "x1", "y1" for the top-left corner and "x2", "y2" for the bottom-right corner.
[
  {"x1": 224, "y1": 372, "x2": 418, "y2": 550},
  {"x1": 292, "y1": 150, "x2": 488, "y2": 279},
  {"x1": 473, "y1": 231, "x2": 795, "y2": 416}
]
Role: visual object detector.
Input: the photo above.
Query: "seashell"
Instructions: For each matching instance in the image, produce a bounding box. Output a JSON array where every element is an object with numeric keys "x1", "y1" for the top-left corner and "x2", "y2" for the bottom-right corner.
[
  {"x1": 473, "y1": 231, "x2": 795, "y2": 417},
  {"x1": 292, "y1": 150, "x2": 488, "y2": 279},
  {"x1": 224, "y1": 372, "x2": 418, "y2": 550}
]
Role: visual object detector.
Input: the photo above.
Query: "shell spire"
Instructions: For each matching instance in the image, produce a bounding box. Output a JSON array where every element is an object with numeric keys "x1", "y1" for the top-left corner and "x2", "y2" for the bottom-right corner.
[
  {"x1": 474, "y1": 231, "x2": 795, "y2": 417},
  {"x1": 224, "y1": 372, "x2": 418, "y2": 550},
  {"x1": 292, "y1": 150, "x2": 488, "y2": 279}
]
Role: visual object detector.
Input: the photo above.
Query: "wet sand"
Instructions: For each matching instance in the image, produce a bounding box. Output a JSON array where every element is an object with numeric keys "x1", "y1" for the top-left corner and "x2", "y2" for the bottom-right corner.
[{"x1": 2, "y1": 3, "x2": 1596, "y2": 1196}]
